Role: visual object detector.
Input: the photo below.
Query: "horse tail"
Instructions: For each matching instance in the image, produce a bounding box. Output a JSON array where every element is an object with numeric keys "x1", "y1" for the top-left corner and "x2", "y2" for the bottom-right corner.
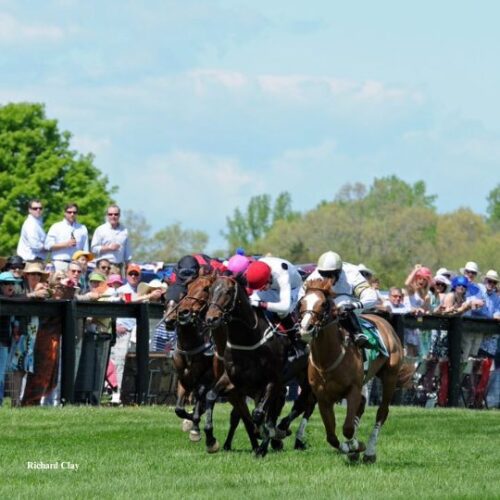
[{"x1": 396, "y1": 362, "x2": 415, "y2": 389}]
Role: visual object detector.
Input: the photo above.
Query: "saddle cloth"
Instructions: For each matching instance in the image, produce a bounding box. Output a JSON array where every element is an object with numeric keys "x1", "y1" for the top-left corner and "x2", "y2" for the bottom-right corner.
[{"x1": 359, "y1": 317, "x2": 389, "y2": 372}]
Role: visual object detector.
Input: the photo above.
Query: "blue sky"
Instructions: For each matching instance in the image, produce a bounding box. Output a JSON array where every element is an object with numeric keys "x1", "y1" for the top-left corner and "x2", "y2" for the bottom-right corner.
[{"x1": 1, "y1": 0, "x2": 499, "y2": 251}]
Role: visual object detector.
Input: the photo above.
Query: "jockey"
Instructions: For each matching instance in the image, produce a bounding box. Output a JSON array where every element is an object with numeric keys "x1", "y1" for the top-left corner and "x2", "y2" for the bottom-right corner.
[
  {"x1": 245, "y1": 256, "x2": 305, "y2": 356},
  {"x1": 303, "y1": 251, "x2": 378, "y2": 349}
]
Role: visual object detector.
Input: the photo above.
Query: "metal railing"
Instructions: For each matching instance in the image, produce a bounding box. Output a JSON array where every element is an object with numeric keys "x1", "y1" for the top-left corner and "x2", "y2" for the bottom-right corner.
[{"x1": 1, "y1": 298, "x2": 498, "y2": 406}]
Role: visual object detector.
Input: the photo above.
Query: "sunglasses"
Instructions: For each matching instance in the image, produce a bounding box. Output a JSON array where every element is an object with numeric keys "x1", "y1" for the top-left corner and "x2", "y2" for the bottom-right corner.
[
  {"x1": 99, "y1": 266, "x2": 111, "y2": 271},
  {"x1": 485, "y1": 279, "x2": 498, "y2": 285},
  {"x1": 128, "y1": 272, "x2": 140, "y2": 277},
  {"x1": 465, "y1": 270, "x2": 477, "y2": 275},
  {"x1": 66, "y1": 210, "x2": 78, "y2": 214},
  {"x1": 70, "y1": 269, "x2": 82, "y2": 274},
  {"x1": 107, "y1": 213, "x2": 120, "y2": 217},
  {"x1": 30, "y1": 206, "x2": 43, "y2": 211},
  {"x1": 391, "y1": 294, "x2": 403, "y2": 299},
  {"x1": 435, "y1": 282, "x2": 446, "y2": 287}
]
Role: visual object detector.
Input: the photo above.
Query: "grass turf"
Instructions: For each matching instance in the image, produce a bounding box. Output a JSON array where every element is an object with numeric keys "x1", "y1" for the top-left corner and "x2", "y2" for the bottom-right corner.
[{"x1": 1, "y1": 404, "x2": 499, "y2": 499}]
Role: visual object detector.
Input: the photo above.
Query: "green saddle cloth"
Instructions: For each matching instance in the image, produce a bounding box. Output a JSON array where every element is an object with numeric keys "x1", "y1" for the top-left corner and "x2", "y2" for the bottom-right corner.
[{"x1": 359, "y1": 318, "x2": 389, "y2": 367}]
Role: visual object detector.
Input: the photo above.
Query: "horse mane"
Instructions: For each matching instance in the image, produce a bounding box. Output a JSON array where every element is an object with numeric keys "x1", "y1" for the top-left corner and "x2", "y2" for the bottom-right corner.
[{"x1": 305, "y1": 277, "x2": 334, "y2": 295}]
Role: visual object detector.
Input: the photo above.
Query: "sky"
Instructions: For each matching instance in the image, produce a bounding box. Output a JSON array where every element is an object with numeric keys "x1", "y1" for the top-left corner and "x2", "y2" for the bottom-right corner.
[{"x1": 1, "y1": 0, "x2": 499, "y2": 252}]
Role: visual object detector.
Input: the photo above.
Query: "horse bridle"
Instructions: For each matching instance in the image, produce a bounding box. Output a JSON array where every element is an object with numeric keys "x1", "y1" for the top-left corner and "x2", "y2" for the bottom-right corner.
[
  {"x1": 207, "y1": 276, "x2": 239, "y2": 323},
  {"x1": 299, "y1": 288, "x2": 338, "y2": 337}
]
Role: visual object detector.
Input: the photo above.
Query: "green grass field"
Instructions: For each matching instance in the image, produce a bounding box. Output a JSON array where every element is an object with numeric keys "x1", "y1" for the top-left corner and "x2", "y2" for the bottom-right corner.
[{"x1": 1, "y1": 404, "x2": 499, "y2": 499}]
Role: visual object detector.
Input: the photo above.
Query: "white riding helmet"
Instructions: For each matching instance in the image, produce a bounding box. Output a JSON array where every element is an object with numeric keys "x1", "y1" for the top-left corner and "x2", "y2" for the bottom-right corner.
[{"x1": 317, "y1": 251, "x2": 343, "y2": 272}]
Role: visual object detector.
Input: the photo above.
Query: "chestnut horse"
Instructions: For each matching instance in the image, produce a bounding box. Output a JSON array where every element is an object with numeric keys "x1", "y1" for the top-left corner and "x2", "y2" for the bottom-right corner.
[
  {"x1": 298, "y1": 278, "x2": 412, "y2": 463},
  {"x1": 180, "y1": 272, "x2": 316, "y2": 453}
]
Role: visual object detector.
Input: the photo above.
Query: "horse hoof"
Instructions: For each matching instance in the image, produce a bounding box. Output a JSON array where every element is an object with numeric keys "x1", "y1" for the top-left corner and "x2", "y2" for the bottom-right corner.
[
  {"x1": 189, "y1": 430, "x2": 202, "y2": 442},
  {"x1": 347, "y1": 451, "x2": 360, "y2": 463},
  {"x1": 207, "y1": 440, "x2": 220, "y2": 454},
  {"x1": 274, "y1": 427, "x2": 287, "y2": 440},
  {"x1": 182, "y1": 419, "x2": 193, "y2": 432},
  {"x1": 339, "y1": 443, "x2": 349, "y2": 454},
  {"x1": 271, "y1": 439, "x2": 284, "y2": 451},
  {"x1": 363, "y1": 454, "x2": 377, "y2": 464},
  {"x1": 255, "y1": 445, "x2": 269, "y2": 458},
  {"x1": 294, "y1": 439, "x2": 307, "y2": 451},
  {"x1": 223, "y1": 443, "x2": 232, "y2": 452}
]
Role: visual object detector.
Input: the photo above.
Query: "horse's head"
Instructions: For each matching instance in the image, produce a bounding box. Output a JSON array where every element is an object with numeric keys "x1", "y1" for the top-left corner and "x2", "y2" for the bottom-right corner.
[
  {"x1": 177, "y1": 273, "x2": 216, "y2": 325},
  {"x1": 164, "y1": 299, "x2": 179, "y2": 330},
  {"x1": 298, "y1": 278, "x2": 336, "y2": 340},
  {"x1": 205, "y1": 275, "x2": 238, "y2": 328}
]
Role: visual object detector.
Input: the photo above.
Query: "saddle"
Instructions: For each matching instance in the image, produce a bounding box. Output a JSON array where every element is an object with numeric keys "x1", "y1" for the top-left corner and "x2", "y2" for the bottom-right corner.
[{"x1": 358, "y1": 318, "x2": 389, "y2": 371}]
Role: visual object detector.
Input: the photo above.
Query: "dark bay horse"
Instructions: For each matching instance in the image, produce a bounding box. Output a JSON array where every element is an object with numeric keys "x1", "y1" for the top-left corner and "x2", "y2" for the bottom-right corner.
[
  {"x1": 179, "y1": 273, "x2": 316, "y2": 453},
  {"x1": 205, "y1": 276, "x2": 314, "y2": 456},
  {"x1": 164, "y1": 288, "x2": 215, "y2": 442},
  {"x1": 298, "y1": 278, "x2": 412, "y2": 463}
]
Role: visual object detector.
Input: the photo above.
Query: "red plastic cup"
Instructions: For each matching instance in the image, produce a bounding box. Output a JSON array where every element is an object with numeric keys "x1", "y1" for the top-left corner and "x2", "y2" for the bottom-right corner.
[{"x1": 123, "y1": 292, "x2": 132, "y2": 303}]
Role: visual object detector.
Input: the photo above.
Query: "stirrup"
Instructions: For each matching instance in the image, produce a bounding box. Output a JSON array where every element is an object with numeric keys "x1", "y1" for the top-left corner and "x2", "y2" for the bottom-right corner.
[{"x1": 354, "y1": 333, "x2": 371, "y2": 349}]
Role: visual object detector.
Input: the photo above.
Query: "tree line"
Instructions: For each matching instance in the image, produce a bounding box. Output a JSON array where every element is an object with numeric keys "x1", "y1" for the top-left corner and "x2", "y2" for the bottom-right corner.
[{"x1": 1, "y1": 102, "x2": 499, "y2": 285}]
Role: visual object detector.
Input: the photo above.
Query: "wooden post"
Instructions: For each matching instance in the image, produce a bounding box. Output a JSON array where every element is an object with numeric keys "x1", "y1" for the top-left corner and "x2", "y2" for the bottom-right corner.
[
  {"x1": 388, "y1": 313, "x2": 406, "y2": 405},
  {"x1": 61, "y1": 300, "x2": 77, "y2": 405},
  {"x1": 135, "y1": 303, "x2": 150, "y2": 405},
  {"x1": 448, "y1": 317, "x2": 463, "y2": 407}
]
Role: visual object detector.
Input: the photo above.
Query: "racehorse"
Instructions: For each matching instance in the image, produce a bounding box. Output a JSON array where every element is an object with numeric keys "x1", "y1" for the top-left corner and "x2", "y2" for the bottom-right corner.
[
  {"x1": 298, "y1": 278, "x2": 413, "y2": 463},
  {"x1": 204, "y1": 274, "x2": 312, "y2": 457},
  {"x1": 164, "y1": 287, "x2": 215, "y2": 442},
  {"x1": 180, "y1": 272, "x2": 316, "y2": 453}
]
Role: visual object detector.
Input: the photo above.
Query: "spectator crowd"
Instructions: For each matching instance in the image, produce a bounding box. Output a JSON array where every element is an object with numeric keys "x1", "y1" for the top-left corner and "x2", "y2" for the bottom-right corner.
[{"x1": 0, "y1": 200, "x2": 498, "y2": 409}]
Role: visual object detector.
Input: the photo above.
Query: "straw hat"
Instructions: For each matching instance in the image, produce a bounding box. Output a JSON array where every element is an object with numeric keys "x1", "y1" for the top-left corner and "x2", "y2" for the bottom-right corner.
[
  {"x1": 138, "y1": 279, "x2": 168, "y2": 296},
  {"x1": 23, "y1": 261, "x2": 50, "y2": 279},
  {"x1": 72, "y1": 250, "x2": 95, "y2": 262},
  {"x1": 460, "y1": 261, "x2": 480, "y2": 275},
  {"x1": 484, "y1": 269, "x2": 499, "y2": 283}
]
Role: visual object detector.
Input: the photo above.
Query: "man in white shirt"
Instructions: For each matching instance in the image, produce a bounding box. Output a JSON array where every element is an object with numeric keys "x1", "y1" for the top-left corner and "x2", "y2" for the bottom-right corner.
[
  {"x1": 16, "y1": 199, "x2": 47, "y2": 262},
  {"x1": 45, "y1": 203, "x2": 89, "y2": 271},
  {"x1": 91, "y1": 205, "x2": 131, "y2": 272}
]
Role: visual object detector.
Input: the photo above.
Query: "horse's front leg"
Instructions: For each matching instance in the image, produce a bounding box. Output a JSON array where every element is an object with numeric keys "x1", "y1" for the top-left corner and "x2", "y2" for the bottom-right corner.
[
  {"x1": 190, "y1": 383, "x2": 208, "y2": 443},
  {"x1": 174, "y1": 381, "x2": 194, "y2": 423},
  {"x1": 340, "y1": 385, "x2": 365, "y2": 461},
  {"x1": 317, "y1": 397, "x2": 340, "y2": 450}
]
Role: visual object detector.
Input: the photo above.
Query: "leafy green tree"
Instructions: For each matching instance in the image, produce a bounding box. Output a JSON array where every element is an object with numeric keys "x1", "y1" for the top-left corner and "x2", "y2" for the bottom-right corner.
[
  {"x1": 486, "y1": 183, "x2": 500, "y2": 225},
  {"x1": 148, "y1": 223, "x2": 208, "y2": 262},
  {"x1": 0, "y1": 102, "x2": 116, "y2": 255},
  {"x1": 122, "y1": 210, "x2": 208, "y2": 262},
  {"x1": 223, "y1": 191, "x2": 299, "y2": 252}
]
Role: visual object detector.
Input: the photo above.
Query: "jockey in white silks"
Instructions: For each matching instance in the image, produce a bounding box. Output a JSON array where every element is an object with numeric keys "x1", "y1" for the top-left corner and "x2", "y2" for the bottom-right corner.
[
  {"x1": 245, "y1": 256, "x2": 305, "y2": 357},
  {"x1": 300, "y1": 251, "x2": 378, "y2": 348}
]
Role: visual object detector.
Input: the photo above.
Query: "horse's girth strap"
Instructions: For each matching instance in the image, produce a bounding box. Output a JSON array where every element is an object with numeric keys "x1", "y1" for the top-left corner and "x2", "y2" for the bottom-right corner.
[
  {"x1": 226, "y1": 328, "x2": 274, "y2": 351},
  {"x1": 309, "y1": 345, "x2": 346, "y2": 376}
]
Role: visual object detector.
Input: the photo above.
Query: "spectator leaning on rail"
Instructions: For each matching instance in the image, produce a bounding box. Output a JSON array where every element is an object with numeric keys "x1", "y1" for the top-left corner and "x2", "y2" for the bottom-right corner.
[
  {"x1": 16, "y1": 199, "x2": 48, "y2": 262},
  {"x1": 0, "y1": 271, "x2": 23, "y2": 406},
  {"x1": 45, "y1": 203, "x2": 89, "y2": 272},
  {"x1": 300, "y1": 251, "x2": 378, "y2": 349},
  {"x1": 91, "y1": 205, "x2": 131, "y2": 274},
  {"x1": 8, "y1": 262, "x2": 50, "y2": 407}
]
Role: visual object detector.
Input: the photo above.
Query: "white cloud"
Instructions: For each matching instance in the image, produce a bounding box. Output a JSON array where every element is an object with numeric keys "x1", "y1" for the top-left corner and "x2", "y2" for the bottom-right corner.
[
  {"x1": 0, "y1": 12, "x2": 65, "y2": 43},
  {"x1": 114, "y1": 150, "x2": 265, "y2": 248}
]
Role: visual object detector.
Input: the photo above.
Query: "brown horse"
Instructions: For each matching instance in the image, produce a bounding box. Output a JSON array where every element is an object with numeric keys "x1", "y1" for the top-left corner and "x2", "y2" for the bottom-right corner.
[
  {"x1": 298, "y1": 278, "x2": 412, "y2": 463},
  {"x1": 179, "y1": 272, "x2": 316, "y2": 453}
]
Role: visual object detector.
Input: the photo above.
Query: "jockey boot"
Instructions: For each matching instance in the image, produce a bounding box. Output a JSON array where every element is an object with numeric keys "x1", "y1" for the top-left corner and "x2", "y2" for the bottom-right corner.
[
  {"x1": 341, "y1": 311, "x2": 372, "y2": 349},
  {"x1": 280, "y1": 314, "x2": 307, "y2": 361}
]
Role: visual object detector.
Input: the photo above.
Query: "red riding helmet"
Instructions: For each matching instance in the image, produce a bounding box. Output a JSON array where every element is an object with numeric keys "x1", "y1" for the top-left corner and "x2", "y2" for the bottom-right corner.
[{"x1": 246, "y1": 261, "x2": 272, "y2": 290}]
